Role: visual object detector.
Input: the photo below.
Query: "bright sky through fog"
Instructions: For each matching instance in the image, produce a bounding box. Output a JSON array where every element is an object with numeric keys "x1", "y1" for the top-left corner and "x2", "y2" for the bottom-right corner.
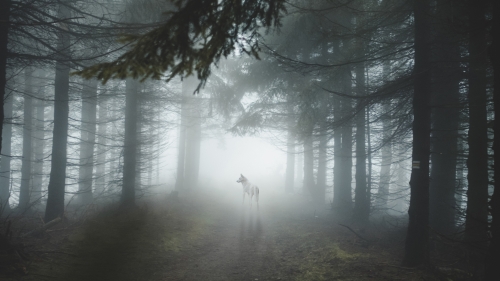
[{"x1": 161, "y1": 134, "x2": 287, "y2": 192}]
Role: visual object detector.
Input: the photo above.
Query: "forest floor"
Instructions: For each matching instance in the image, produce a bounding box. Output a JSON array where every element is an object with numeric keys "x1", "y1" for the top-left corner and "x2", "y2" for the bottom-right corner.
[{"x1": 1, "y1": 189, "x2": 475, "y2": 281}]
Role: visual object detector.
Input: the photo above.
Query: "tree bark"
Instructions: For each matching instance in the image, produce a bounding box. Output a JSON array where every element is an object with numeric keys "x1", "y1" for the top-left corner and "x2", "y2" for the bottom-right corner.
[
  {"x1": 77, "y1": 79, "x2": 98, "y2": 205},
  {"x1": 0, "y1": 86, "x2": 13, "y2": 214},
  {"x1": 353, "y1": 58, "x2": 368, "y2": 223},
  {"x1": 121, "y1": 78, "x2": 138, "y2": 207},
  {"x1": 45, "y1": 2, "x2": 71, "y2": 222},
  {"x1": 175, "y1": 79, "x2": 189, "y2": 191},
  {"x1": 303, "y1": 125, "x2": 315, "y2": 197},
  {"x1": 317, "y1": 105, "x2": 328, "y2": 204},
  {"x1": 95, "y1": 93, "x2": 108, "y2": 196},
  {"x1": 429, "y1": 0, "x2": 461, "y2": 235},
  {"x1": 486, "y1": 1, "x2": 500, "y2": 279},
  {"x1": 402, "y1": 0, "x2": 431, "y2": 267},
  {"x1": 377, "y1": 101, "x2": 392, "y2": 210},
  {"x1": 0, "y1": 0, "x2": 11, "y2": 159},
  {"x1": 295, "y1": 147, "x2": 303, "y2": 191},
  {"x1": 285, "y1": 109, "x2": 295, "y2": 193},
  {"x1": 32, "y1": 81, "x2": 46, "y2": 205},
  {"x1": 19, "y1": 67, "x2": 34, "y2": 210},
  {"x1": 339, "y1": 85, "x2": 354, "y2": 216},
  {"x1": 464, "y1": 0, "x2": 489, "y2": 249},
  {"x1": 184, "y1": 93, "x2": 201, "y2": 190}
]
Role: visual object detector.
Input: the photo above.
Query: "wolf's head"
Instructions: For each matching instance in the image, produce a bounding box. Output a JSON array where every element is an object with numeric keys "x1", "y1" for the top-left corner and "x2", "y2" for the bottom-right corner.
[{"x1": 236, "y1": 174, "x2": 247, "y2": 183}]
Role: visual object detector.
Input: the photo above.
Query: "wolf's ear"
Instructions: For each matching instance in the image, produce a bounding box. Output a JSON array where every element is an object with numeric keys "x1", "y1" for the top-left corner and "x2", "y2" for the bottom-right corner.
[{"x1": 240, "y1": 174, "x2": 243, "y2": 176}]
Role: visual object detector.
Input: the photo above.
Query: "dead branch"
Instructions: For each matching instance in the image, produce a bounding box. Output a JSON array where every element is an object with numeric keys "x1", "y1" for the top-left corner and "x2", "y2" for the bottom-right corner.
[
  {"x1": 20, "y1": 217, "x2": 62, "y2": 238},
  {"x1": 338, "y1": 223, "x2": 371, "y2": 242}
]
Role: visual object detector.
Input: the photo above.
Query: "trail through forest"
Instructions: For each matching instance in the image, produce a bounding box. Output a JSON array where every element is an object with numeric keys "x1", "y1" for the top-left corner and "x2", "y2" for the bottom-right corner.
[{"x1": 4, "y1": 189, "x2": 456, "y2": 280}]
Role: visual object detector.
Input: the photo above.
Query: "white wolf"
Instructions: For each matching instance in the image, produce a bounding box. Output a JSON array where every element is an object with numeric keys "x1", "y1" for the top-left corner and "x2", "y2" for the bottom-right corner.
[{"x1": 236, "y1": 174, "x2": 259, "y2": 207}]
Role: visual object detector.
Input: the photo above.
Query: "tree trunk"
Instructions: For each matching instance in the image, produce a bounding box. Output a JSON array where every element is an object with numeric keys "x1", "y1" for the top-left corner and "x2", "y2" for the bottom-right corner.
[
  {"x1": 353, "y1": 58, "x2": 368, "y2": 223},
  {"x1": 0, "y1": 87, "x2": 13, "y2": 214},
  {"x1": 45, "y1": 2, "x2": 71, "y2": 222},
  {"x1": 0, "y1": 0, "x2": 11, "y2": 159},
  {"x1": 19, "y1": 67, "x2": 34, "y2": 210},
  {"x1": 317, "y1": 109, "x2": 328, "y2": 204},
  {"x1": 121, "y1": 78, "x2": 138, "y2": 207},
  {"x1": 285, "y1": 110, "x2": 295, "y2": 193},
  {"x1": 135, "y1": 87, "x2": 143, "y2": 193},
  {"x1": 485, "y1": 1, "x2": 500, "y2": 279},
  {"x1": 464, "y1": 0, "x2": 489, "y2": 249},
  {"x1": 377, "y1": 101, "x2": 392, "y2": 209},
  {"x1": 402, "y1": 0, "x2": 431, "y2": 267},
  {"x1": 339, "y1": 88, "x2": 354, "y2": 216},
  {"x1": 77, "y1": 79, "x2": 98, "y2": 205},
  {"x1": 303, "y1": 126, "x2": 315, "y2": 197},
  {"x1": 32, "y1": 81, "x2": 46, "y2": 205},
  {"x1": 295, "y1": 147, "x2": 303, "y2": 191},
  {"x1": 95, "y1": 93, "x2": 108, "y2": 196},
  {"x1": 175, "y1": 79, "x2": 189, "y2": 191},
  {"x1": 177, "y1": 76, "x2": 201, "y2": 190},
  {"x1": 429, "y1": 0, "x2": 461, "y2": 235},
  {"x1": 184, "y1": 93, "x2": 201, "y2": 190},
  {"x1": 333, "y1": 94, "x2": 343, "y2": 212}
]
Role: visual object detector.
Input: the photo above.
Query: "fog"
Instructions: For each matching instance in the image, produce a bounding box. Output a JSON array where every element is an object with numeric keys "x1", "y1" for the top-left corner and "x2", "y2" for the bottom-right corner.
[{"x1": 1, "y1": 0, "x2": 497, "y2": 279}]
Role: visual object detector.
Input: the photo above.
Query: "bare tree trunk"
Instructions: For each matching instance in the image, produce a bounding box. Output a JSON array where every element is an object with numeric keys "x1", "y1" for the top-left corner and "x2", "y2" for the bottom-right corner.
[
  {"x1": 45, "y1": 2, "x2": 71, "y2": 222},
  {"x1": 121, "y1": 78, "x2": 138, "y2": 207},
  {"x1": 353, "y1": 57, "x2": 368, "y2": 223},
  {"x1": 176, "y1": 76, "x2": 201, "y2": 190},
  {"x1": 95, "y1": 94, "x2": 108, "y2": 196},
  {"x1": 0, "y1": 86, "x2": 13, "y2": 214},
  {"x1": 303, "y1": 127, "x2": 315, "y2": 197},
  {"x1": 333, "y1": 94, "x2": 342, "y2": 211},
  {"x1": 77, "y1": 79, "x2": 98, "y2": 205},
  {"x1": 464, "y1": 0, "x2": 489, "y2": 249},
  {"x1": 0, "y1": 0, "x2": 11, "y2": 161},
  {"x1": 339, "y1": 92, "x2": 353, "y2": 216},
  {"x1": 295, "y1": 147, "x2": 303, "y2": 192},
  {"x1": 403, "y1": 0, "x2": 431, "y2": 266},
  {"x1": 184, "y1": 94, "x2": 201, "y2": 190},
  {"x1": 32, "y1": 81, "x2": 45, "y2": 205},
  {"x1": 135, "y1": 87, "x2": 143, "y2": 194},
  {"x1": 486, "y1": 1, "x2": 500, "y2": 279},
  {"x1": 175, "y1": 79, "x2": 189, "y2": 191},
  {"x1": 285, "y1": 111, "x2": 295, "y2": 193},
  {"x1": 317, "y1": 115, "x2": 327, "y2": 203},
  {"x1": 429, "y1": 0, "x2": 461, "y2": 235},
  {"x1": 377, "y1": 101, "x2": 392, "y2": 209},
  {"x1": 19, "y1": 67, "x2": 34, "y2": 210}
]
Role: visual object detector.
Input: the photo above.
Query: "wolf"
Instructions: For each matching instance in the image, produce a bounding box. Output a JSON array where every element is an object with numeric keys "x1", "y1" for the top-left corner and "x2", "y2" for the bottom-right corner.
[{"x1": 236, "y1": 174, "x2": 259, "y2": 207}]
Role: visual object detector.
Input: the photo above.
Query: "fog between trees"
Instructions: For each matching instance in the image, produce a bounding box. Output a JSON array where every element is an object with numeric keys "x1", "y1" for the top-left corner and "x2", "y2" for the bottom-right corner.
[{"x1": 1, "y1": 0, "x2": 500, "y2": 279}]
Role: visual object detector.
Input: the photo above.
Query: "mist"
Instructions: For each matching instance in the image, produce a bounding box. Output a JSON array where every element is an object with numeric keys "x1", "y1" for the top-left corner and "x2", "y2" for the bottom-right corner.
[{"x1": 1, "y1": 0, "x2": 499, "y2": 280}]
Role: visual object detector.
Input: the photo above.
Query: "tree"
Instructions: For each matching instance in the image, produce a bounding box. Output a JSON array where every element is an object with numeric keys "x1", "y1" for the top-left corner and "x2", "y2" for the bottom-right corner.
[
  {"x1": 486, "y1": 1, "x2": 500, "y2": 279},
  {"x1": 18, "y1": 67, "x2": 34, "y2": 210},
  {"x1": 464, "y1": 0, "x2": 489, "y2": 249},
  {"x1": 0, "y1": 0, "x2": 11, "y2": 158},
  {"x1": 45, "y1": 1, "x2": 72, "y2": 222},
  {"x1": 121, "y1": 78, "x2": 139, "y2": 207},
  {"x1": 403, "y1": 0, "x2": 432, "y2": 267},
  {"x1": 76, "y1": 0, "x2": 286, "y2": 87},
  {"x1": 77, "y1": 79, "x2": 98, "y2": 205},
  {"x1": 0, "y1": 86, "x2": 13, "y2": 215},
  {"x1": 429, "y1": 0, "x2": 462, "y2": 235}
]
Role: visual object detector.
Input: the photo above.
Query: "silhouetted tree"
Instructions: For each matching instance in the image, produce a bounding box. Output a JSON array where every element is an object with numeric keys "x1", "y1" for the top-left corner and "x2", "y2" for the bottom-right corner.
[{"x1": 403, "y1": 0, "x2": 432, "y2": 267}]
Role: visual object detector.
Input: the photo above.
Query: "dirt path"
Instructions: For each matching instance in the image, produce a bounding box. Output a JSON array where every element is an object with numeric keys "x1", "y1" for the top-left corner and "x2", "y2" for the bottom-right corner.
[{"x1": 6, "y1": 190, "x2": 442, "y2": 281}]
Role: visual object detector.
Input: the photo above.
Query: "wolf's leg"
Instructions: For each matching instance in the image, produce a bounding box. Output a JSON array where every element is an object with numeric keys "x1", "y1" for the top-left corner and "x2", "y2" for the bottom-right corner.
[{"x1": 243, "y1": 192, "x2": 245, "y2": 205}]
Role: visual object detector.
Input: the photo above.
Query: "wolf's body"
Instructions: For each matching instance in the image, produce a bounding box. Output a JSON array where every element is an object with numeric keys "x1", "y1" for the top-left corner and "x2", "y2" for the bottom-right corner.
[{"x1": 236, "y1": 174, "x2": 259, "y2": 207}]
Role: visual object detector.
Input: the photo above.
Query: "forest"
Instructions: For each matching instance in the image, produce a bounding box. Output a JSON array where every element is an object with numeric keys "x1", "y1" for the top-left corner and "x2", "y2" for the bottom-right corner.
[{"x1": 0, "y1": 0, "x2": 499, "y2": 280}]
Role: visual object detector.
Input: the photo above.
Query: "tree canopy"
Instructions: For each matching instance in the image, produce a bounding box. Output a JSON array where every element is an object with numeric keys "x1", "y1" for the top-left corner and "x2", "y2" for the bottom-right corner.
[{"x1": 75, "y1": 0, "x2": 287, "y2": 91}]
